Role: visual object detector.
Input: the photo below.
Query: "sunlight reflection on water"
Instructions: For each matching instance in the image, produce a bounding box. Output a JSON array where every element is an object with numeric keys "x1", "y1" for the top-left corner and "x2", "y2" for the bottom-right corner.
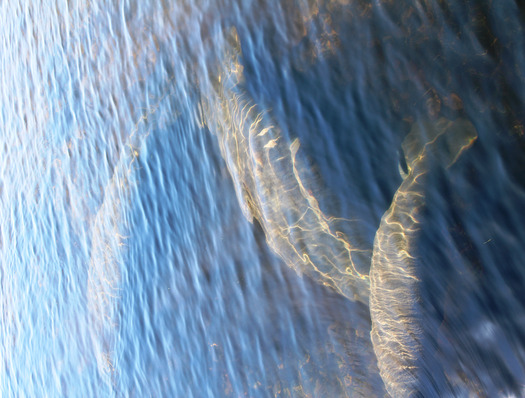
[{"x1": 1, "y1": 0, "x2": 525, "y2": 397}]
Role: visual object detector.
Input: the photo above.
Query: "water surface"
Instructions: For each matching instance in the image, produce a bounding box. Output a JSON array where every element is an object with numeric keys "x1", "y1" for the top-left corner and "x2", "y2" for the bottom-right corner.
[{"x1": 1, "y1": 0, "x2": 525, "y2": 397}]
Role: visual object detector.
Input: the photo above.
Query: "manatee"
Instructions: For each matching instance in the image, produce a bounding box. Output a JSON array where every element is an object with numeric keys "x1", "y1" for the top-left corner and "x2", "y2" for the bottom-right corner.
[
  {"x1": 86, "y1": 118, "x2": 157, "y2": 386},
  {"x1": 369, "y1": 117, "x2": 477, "y2": 397},
  {"x1": 200, "y1": 24, "x2": 480, "y2": 397},
  {"x1": 200, "y1": 27, "x2": 371, "y2": 305},
  {"x1": 86, "y1": 133, "x2": 140, "y2": 386}
]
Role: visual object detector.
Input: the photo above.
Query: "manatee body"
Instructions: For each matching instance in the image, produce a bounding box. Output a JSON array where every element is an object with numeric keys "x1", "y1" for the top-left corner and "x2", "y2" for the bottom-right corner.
[
  {"x1": 200, "y1": 27, "x2": 371, "y2": 305},
  {"x1": 87, "y1": 123, "x2": 154, "y2": 386},
  {"x1": 369, "y1": 117, "x2": 477, "y2": 397}
]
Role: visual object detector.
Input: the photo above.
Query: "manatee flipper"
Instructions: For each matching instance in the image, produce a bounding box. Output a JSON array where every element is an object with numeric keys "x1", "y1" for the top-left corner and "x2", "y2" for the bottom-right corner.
[
  {"x1": 370, "y1": 117, "x2": 477, "y2": 397},
  {"x1": 201, "y1": 27, "x2": 371, "y2": 304}
]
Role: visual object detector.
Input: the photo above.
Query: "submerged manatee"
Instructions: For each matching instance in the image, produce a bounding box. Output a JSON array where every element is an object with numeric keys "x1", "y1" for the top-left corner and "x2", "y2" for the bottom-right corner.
[
  {"x1": 201, "y1": 25, "x2": 480, "y2": 397},
  {"x1": 87, "y1": 116, "x2": 158, "y2": 385},
  {"x1": 200, "y1": 27, "x2": 371, "y2": 305},
  {"x1": 369, "y1": 117, "x2": 477, "y2": 397},
  {"x1": 86, "y1": 132, "x2": 142, "y2": 386}
]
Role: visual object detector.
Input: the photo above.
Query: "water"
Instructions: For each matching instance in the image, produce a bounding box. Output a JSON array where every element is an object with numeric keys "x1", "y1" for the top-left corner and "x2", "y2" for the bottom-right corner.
[{"x1": 1, "y1": 0, "x2": 524, "y2": 397}]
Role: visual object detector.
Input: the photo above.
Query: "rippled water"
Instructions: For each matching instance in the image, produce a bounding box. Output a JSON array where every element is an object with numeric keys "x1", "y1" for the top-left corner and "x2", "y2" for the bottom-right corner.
[{"x1": 1, "y1": 1, "x2": 524, "y2": 397}]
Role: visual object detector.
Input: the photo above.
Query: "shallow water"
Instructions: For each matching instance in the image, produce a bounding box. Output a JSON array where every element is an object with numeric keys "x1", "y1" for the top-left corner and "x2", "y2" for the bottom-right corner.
[{"x1": 1, "y1": 0, "x2": 525, "y2": 397}]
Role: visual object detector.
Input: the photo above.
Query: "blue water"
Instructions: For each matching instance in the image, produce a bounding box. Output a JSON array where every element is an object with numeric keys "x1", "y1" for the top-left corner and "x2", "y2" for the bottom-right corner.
[{"x1": 1, "y1": 0, "x2": 525, "y2": 397}]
